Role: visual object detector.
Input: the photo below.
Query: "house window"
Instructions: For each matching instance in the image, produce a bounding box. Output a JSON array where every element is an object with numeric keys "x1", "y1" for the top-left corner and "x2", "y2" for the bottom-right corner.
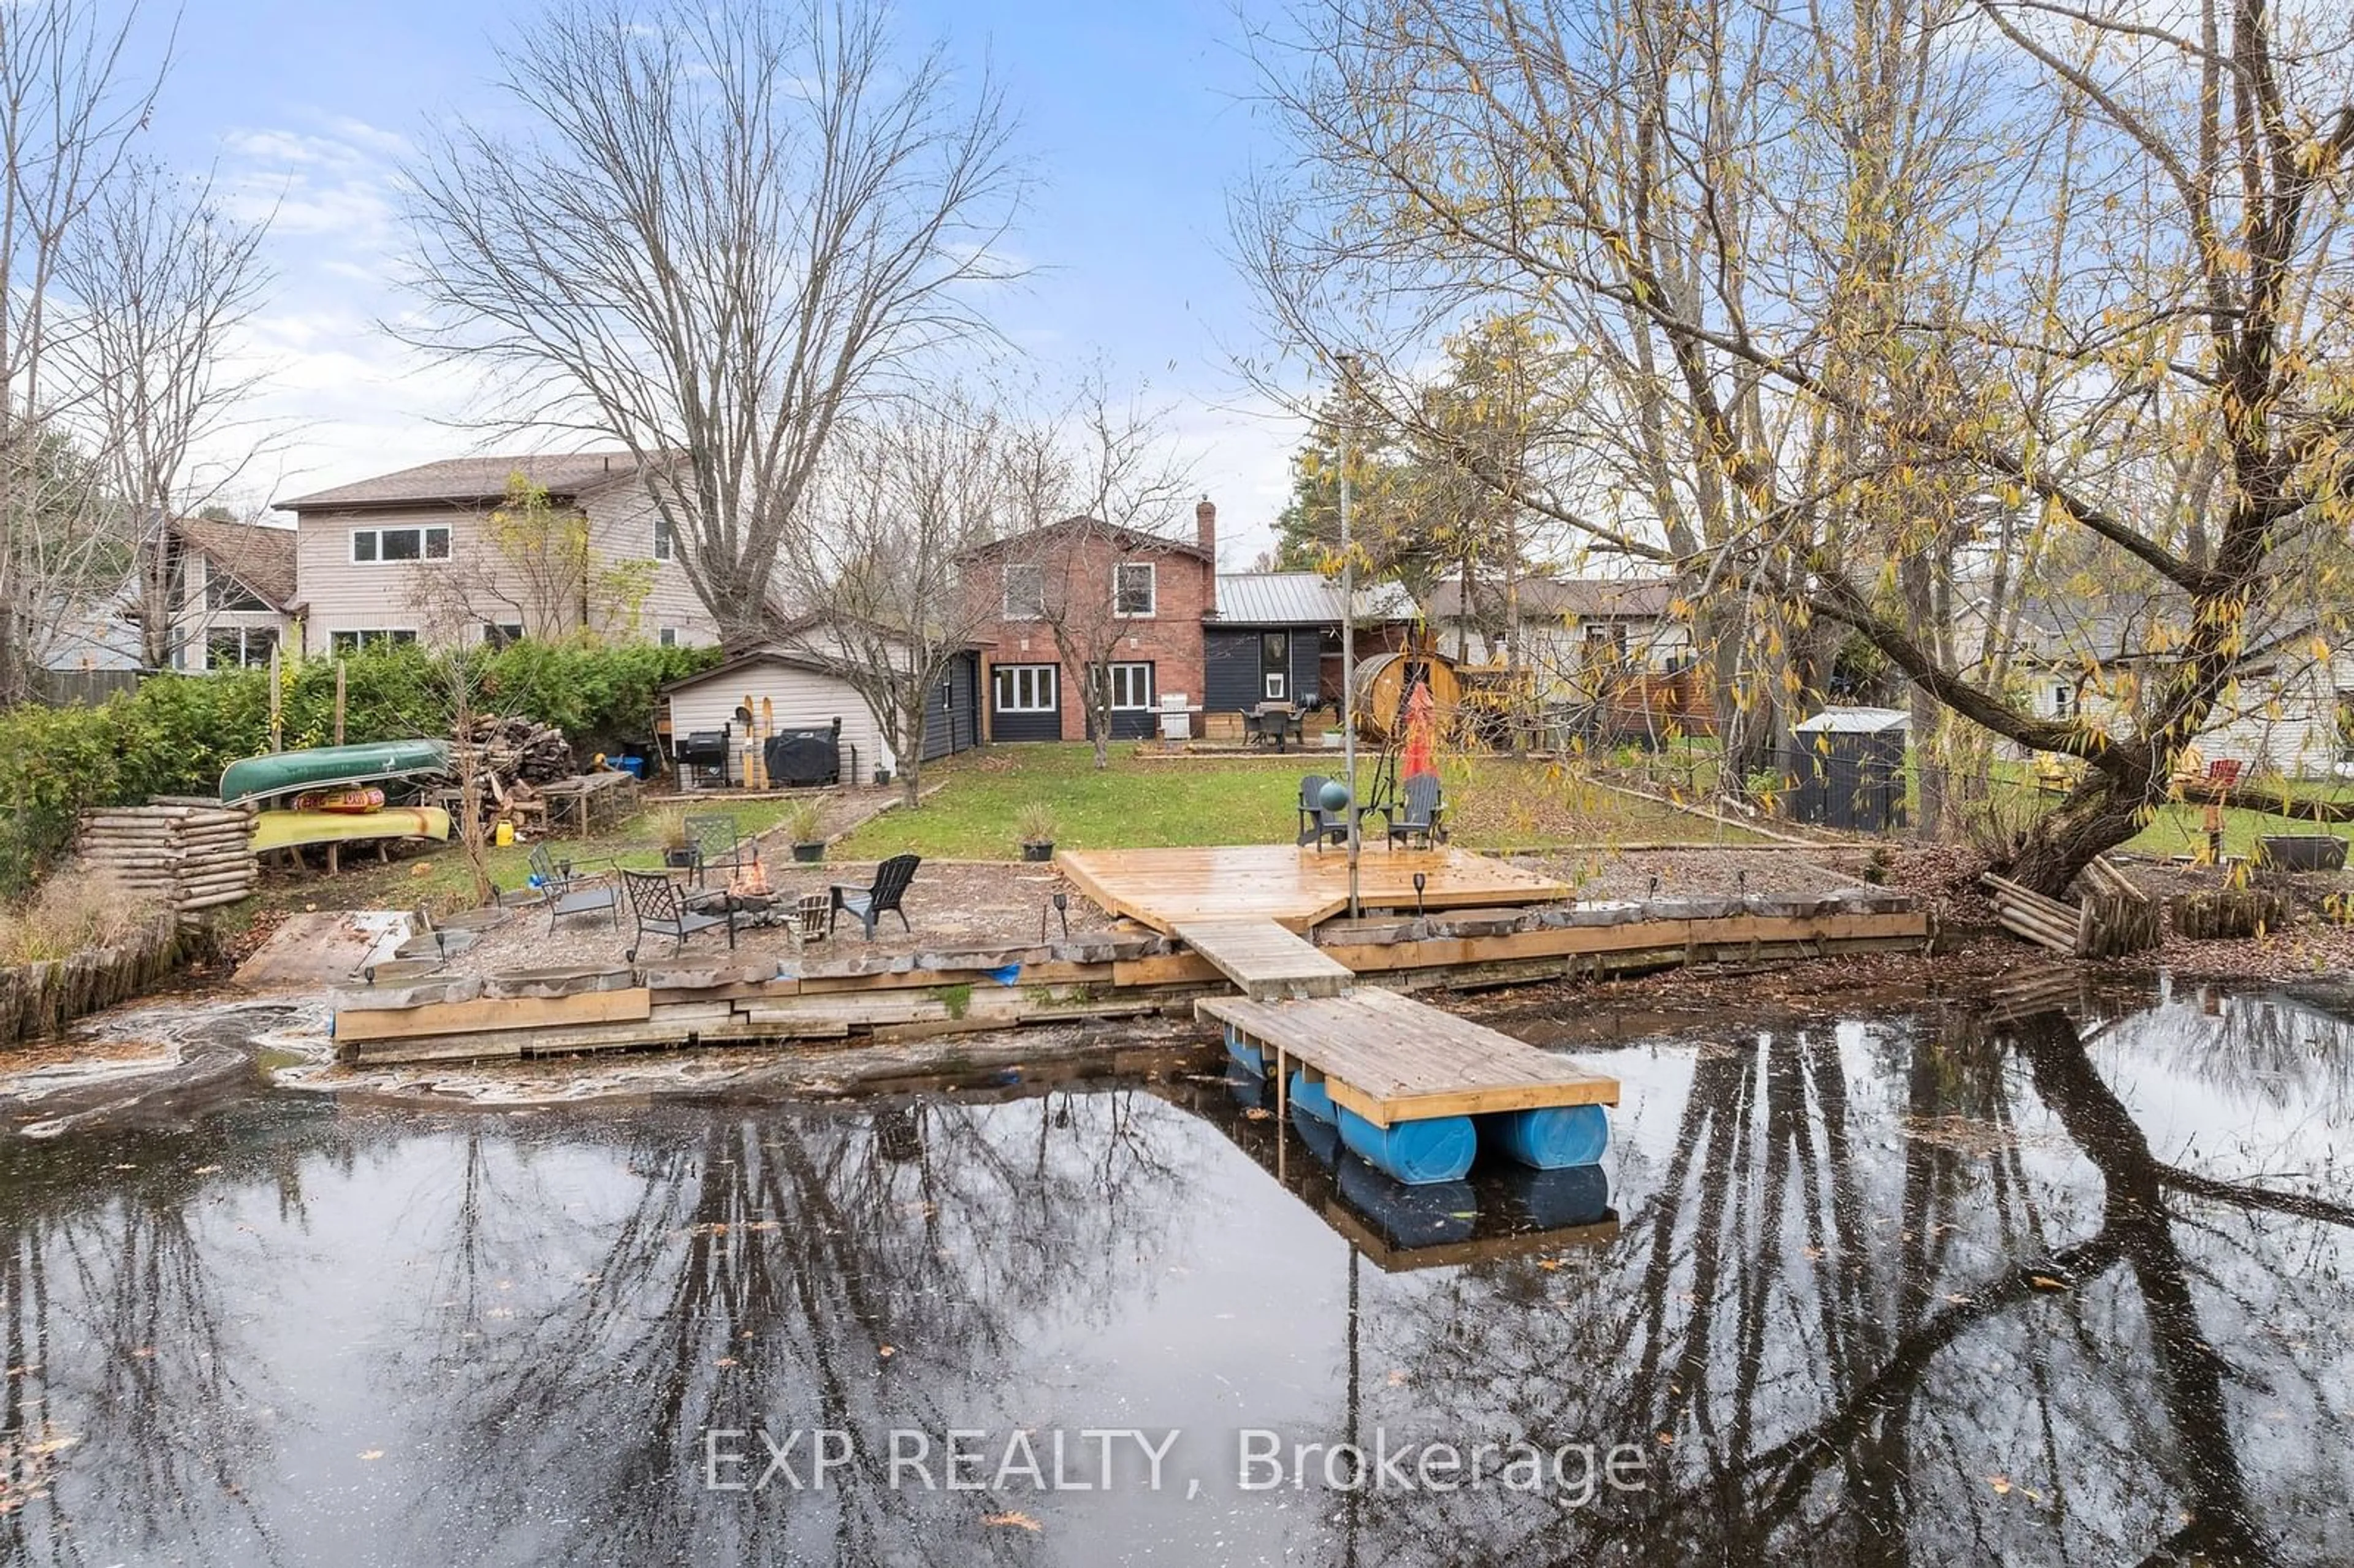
[
  {"x1": 1115, "y1": 562, "x2": 1156, "y2": 617},
  {"x1": 1260, "y1": 631, "x2": 1289, "y2": 701},
  {"x1": 653, "y1": 513, "x2": 674, "y2": 561},
  {"x1": 1264, "y1": 671, "x2": 1287, "y2": 701},
  {"x1": 992, "y1": 663, "x2": 1057, "y2": 712},
  {"x1": 658, "y1": 626, "x2": 678, "y2": 648},
  {"x1": 206, "y1": 627, "x2": 276, "y2": 669},
  {"x1": 1108, "y1": 662, "x2": 1154, "y2": 710},
  {"x1": 330, "y1": 629, "x2": 418, "y2": 653},
  {"x1": 350, "y1": 525, "x2": 451, "y2": 565},
  {"x1": 1003, "y1": 563, "x2": 1044, "y2": 619},
  {"x1": 2054, "y1": 683, "x2": 2075, "y2": 719},
  {"x1": 483, "y1": 622, "x2": 525, "y2": 649},
  {"x1": 205, "y1": 573, "x2": 269, "y2": 612}
]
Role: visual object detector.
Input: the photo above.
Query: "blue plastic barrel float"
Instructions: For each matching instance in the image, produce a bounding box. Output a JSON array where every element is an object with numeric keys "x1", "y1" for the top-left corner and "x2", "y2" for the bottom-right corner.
[
  {"x1": 1286, "y1": 1068, "x2": 1336, "y2": 1123},
  {"x1": 1337, "y1": 1156, "x2": 1476, "y2": 1247},
  {"x1": 1477, "y1": 1104, "x2": 1610, "y2": 1170},
  {"x1": 1337, "y1": 1104, "x2": 1477, "y2": 1186},
  {"x1": 1224, "y1": 1024, "x2": 1266, "y2": 1077},
  {"x1": 1289, "y1": 1101, "x2": 1342, "y2": 1166},
  {"x1": 1496, "y1": 1163, "x2": 1611, "y2": 1231},
  {"x1": 1224, "y1": 1062, "x2": 1267, "y2": 1109}
]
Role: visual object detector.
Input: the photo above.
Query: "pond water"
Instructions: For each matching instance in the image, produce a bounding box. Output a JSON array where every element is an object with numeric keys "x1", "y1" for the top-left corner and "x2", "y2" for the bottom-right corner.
[{"x1": 2, "y1": 979, "x2": 2352, "y2": 1566}]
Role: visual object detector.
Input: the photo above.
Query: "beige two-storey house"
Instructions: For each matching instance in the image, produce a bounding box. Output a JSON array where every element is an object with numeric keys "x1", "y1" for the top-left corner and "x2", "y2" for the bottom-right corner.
[{"x1": 273, "y1": 453, "x2": 718, "y2": 653}]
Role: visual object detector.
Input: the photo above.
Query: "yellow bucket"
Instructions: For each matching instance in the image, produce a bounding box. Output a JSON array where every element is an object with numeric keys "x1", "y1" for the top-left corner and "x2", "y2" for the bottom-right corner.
[{"x1": 494, "y1": 821, "x2": 516, "y2": 848}]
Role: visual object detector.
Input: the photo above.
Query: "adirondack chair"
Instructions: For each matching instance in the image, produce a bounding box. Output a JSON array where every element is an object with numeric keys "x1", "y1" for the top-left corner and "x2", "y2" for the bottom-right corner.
[
  {"x1": 829, "y1": 853, "x2": 921, "y2": 940},
  {"x1": 684, "y1": 813, "x2": 753, "y2": 887},
  {"x1": 528, "y1": 842, "x2": 619, "y2": 932},
  {"x1": 1377, "y1": 771, "x2": 1446, "y2": 850},
  {"x1": 620, "y1": 869, "x2": 737, "y2": 961},
  {"x1": 1296, "y1": 774, "x2": 1350, "y2": 849}
]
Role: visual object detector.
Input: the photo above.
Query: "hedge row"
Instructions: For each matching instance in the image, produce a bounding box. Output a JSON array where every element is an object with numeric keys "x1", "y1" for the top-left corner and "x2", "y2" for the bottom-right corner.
[{"x1": 0, "y1": 640, "x2": 721, "y2": 895}]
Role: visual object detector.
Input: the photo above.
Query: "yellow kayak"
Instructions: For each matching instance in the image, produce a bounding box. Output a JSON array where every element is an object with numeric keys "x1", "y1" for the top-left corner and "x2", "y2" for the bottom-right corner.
[{"x1": 252, "y1": 806, "x2": 451, "y2": 853}]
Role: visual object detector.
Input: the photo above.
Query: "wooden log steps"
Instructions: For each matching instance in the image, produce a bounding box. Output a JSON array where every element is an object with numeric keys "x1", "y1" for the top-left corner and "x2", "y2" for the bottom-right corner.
[{"x1": 76, "y1": 800, "x2": 260, "y2": 923}]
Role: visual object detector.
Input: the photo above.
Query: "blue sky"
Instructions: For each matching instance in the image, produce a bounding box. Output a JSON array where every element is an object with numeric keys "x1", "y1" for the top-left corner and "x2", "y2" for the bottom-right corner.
[{"x1": 143, "y1": 0, "x2": 1301, "y2": 563}]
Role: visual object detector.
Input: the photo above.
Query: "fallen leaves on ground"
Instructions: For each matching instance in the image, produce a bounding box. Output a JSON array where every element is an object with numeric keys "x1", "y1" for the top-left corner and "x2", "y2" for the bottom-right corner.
[{"x1": 983, "y1": 1511, "x2": 1042, "y2": 1532}]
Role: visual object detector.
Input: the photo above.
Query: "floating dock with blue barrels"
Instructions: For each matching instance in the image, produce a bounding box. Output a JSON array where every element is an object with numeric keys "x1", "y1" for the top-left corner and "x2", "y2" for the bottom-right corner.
[{"x1": 1198, "y1": 983, "x2": 1619, "y2": 1186}]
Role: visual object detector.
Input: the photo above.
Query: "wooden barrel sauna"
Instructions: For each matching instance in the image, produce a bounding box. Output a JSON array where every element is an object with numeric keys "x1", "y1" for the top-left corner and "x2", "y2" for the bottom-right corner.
[{"x1": 1349, "y1": 651, "x2": 1464, "y2": 743}]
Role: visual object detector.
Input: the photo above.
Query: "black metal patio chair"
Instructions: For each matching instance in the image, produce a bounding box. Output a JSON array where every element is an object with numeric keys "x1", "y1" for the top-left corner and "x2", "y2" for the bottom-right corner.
[
  {"x1": 1376, "y1": 770, "x2": 1446, "y2": 850},
  {"x1": 684, "y1": 813, "x2": 753, "y2": 887},
  {"x1": 620, "y1": 868, "x2": 737, "y2": 961},
  {"x1": 1296, "y1": 774, "x2": 1350, "y2": 850},
  {"x1": 529, "y1": 842, "x2": 619, "y2": 932},
  {"x1": 829, "y1": 853, "x2": 921, "y2": 940}
]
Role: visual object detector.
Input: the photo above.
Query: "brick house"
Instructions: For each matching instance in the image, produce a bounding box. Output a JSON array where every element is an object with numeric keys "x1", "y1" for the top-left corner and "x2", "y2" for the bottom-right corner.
[
  {"x1": 273, "y1": 453, "x2": 718, "y2": 654},
  {"x1": 960, "y1": 501, "x2": 1219, "y2": 742}
]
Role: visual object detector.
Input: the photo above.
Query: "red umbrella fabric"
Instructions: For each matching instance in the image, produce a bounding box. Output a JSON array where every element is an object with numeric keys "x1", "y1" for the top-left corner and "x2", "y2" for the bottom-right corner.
[{"x1": 1401, "y1": 680, "x2": 1437, "y2": 778}]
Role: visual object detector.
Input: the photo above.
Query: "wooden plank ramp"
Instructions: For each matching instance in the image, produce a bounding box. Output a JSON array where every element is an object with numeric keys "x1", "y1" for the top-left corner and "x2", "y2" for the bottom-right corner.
[
  {"x1": 1198, "y1": 986, "x2": 1618, "y2": 1127},
  {"x1": 1173, "y1": 918, "x2": 1355, "y2": 1000}
]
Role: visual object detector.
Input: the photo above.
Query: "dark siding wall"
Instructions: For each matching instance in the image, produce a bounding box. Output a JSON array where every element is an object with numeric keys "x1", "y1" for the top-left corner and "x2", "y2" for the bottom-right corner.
[
  {"x1": 1206, "y1": 630, "x2": 1263, "y2": 712},
  {"x1": 920, "y1": 653, "x2": 980, "y2": 761},
  {"x1": 1108, "y1": 708, "x2": 1156, "y2": 740},
  {"x1": 1206, "y1": 627, "x2": 1329, "y2": 712},
  {"x1": 994, "y1": 708, "x2": 1061, "y2": 742}
]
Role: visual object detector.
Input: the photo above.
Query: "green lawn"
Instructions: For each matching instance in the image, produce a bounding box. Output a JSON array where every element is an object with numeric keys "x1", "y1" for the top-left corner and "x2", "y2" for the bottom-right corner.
[{"x1": 832, "y1": 743, "x2": 1751, "y2": 860}]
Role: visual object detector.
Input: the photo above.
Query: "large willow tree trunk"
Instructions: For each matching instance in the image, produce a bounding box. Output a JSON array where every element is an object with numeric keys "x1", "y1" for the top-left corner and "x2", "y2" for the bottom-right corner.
[{"x1": 2003, "y1": 772, "x2": 2149, "y2": 899}]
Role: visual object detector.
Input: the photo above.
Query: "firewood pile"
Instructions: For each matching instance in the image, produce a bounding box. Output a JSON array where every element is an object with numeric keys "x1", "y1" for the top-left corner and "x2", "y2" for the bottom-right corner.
[
  {"x1": 460, "y1": 715, "x2": 576, "y2": 788},
  {"x1": 75, "y1": 799, "x2": 259, "y2": 921},
  {"x1": 1980, "y1": 857, "x2": 2162, "y2": 959}
]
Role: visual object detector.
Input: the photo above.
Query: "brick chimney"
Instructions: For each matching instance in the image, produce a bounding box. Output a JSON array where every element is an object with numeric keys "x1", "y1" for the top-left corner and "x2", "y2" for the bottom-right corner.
[{"x1": 1195, "y1": 496, "x2": 1217, "y2": 615}]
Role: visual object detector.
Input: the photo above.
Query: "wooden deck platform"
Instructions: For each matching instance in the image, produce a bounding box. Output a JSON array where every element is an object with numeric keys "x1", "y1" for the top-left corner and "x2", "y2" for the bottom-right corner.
[
  {"x1": 1171, "y1": 919, "x2": 1354, "y2": 1000},
  {"x1": 1198, "y1": 985, "x2": 1619, "y2": 1127},
  {"x1": 1058, "y1": 844, "x2": 1567, "y2": 934}
]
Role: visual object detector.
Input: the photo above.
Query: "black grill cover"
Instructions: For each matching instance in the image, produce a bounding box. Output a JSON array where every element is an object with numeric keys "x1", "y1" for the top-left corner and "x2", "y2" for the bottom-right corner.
[{"x1": 764, "y1": 730, "x2": 840, "y2": 787}]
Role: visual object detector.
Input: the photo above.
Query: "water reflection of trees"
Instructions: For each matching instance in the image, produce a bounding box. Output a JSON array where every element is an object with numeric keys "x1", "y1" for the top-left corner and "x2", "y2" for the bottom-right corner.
[
  {"x1": 0, "y1": 1098, "x2": 347, "y2": 1567},
  {"x1": 392, "y1": 1087, "x2": 1197, "y2": 1565},
  {"x1": 1323, "y1": 1003, "x2": 2354, "y2": 1567}
]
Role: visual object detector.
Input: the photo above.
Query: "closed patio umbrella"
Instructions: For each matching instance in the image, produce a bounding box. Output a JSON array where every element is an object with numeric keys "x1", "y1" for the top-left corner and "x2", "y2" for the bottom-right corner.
[{"x1": 1401, "y1": 679, "x2": 1437, "y2": 778}]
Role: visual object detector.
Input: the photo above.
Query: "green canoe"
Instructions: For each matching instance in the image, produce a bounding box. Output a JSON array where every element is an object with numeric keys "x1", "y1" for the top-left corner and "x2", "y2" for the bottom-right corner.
[{"x1": 219, "y1": 740, "x2": 452, "y2": 806}]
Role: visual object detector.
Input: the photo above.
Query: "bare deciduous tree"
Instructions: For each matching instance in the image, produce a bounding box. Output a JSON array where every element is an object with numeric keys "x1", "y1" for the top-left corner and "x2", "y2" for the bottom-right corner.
[
  {"x1": 1244, "y1": 0, "x2": 2354, "y2": 894},
  {"x1": 58, "y1": 159, "x2": 272, "y2": 671},
  {"x1": 0, "y1": 0, "x2": 167, "y2": 698},
  {"x1": 1000, "y1": 378, "x2": 1194, "y2": 770},
  {"x1": 781, "y1": 392, "x2": 1010, "y2": 808},
  {"x1": 397, "y1": 0, "x2": 1027, "y2": 646}
]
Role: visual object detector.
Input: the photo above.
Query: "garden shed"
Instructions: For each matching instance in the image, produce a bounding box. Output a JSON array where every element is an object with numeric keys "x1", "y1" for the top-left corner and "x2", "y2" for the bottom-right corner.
[
  {"x1": 1788, "y1": 707, "x2": 1910, "y2": 832},
  {"x1": 660, "y1": 645, "x2": 979, "y2": 790}
]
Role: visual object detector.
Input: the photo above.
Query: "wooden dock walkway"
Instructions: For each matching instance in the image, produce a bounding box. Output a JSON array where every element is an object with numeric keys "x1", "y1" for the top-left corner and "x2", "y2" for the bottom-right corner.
[
  {"x1": 1199, "y1": 986, "x2": 1619, "y2": 1127},
  {"x1": 1171, "y1": 919, "x2": 1354, "y2": 1000},
  {"x1": 1059, "y1": 844, "x2": 1567, "y2": 934}
]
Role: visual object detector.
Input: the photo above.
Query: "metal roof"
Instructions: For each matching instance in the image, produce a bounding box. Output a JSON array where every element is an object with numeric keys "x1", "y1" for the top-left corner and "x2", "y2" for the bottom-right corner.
[
  {"x1": 1792, "y1": 706, "x2": 1912, "y2": 734},
  {"x1": 1213, "y1": 572, "x2": 1414, "y2": 625}
]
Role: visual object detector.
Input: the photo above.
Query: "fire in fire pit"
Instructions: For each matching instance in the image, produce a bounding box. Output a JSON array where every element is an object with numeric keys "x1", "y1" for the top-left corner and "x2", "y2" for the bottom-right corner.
[{"x1": 729, "y1": 858, "x2": 771, "y2": 899}]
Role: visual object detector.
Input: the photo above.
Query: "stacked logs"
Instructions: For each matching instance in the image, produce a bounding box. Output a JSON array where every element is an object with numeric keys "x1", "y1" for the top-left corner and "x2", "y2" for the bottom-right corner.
[
  {"x1": 75, "y1": 800, "x2": 259, "y2": 921},
  {"x1": 462, "y1": 715, "x2": 575, "y2": 788},
  {"x1": 1981, "y1": 858, "x2": 2162, "y2": 959}
]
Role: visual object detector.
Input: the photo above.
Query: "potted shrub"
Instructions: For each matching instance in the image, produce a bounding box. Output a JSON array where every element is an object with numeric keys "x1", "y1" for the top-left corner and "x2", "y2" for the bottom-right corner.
[
  {"x1": 1016, "y1": 802, "x2": 1058, "y2": 862},
  {"x1": 786, "y1": 801, "x2": 827, "y2": 863},
  {"x1": 657, "y1": 810, "x2": 696, "y2": 870}
]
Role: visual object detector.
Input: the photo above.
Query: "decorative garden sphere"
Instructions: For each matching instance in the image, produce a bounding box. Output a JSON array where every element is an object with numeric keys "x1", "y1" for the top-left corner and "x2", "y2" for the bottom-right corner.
[{"x1": 1319, "y1": 779, "x2": 1352, "y2": 813}]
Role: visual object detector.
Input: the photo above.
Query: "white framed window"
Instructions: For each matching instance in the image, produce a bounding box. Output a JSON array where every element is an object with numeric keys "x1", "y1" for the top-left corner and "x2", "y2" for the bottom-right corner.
[
  {"x1": 993, "y1": 663, "x2": 1057, "y2": 712},
  {"x1": 349, "y1": 525, "x2": 450, "y2": 565},
  {"x1": 1114, "y1": 561, "x2": 1156, "y2": 617},
  {"x1": 653, "y1": 513, "x2": 675, "y2": 561},
  {"x1": 1109, "y1": 661, "x2": 1154, "y2": 710},
  {"x1": 482, "y1": 622, "x2": 524, "y2": 648},
  {"x1": 330, "y1": 628, "x2": 418, "y2": 653},
  {"x1": 206, "y1": 626, "x2": 276, "y2": 669},
  {"x1": 2054, "y1": 683, "x2": 2075, "y2": 718},
  {"x1": 658, "y1": 626, "x2": 678, "y2": 648},
  {"x1": 1003, "y1": 562, "x2": 1044, "y2": 619},
  {"x1": 1263, "y1": 671, "x2": 1287, "y2": 700}
]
